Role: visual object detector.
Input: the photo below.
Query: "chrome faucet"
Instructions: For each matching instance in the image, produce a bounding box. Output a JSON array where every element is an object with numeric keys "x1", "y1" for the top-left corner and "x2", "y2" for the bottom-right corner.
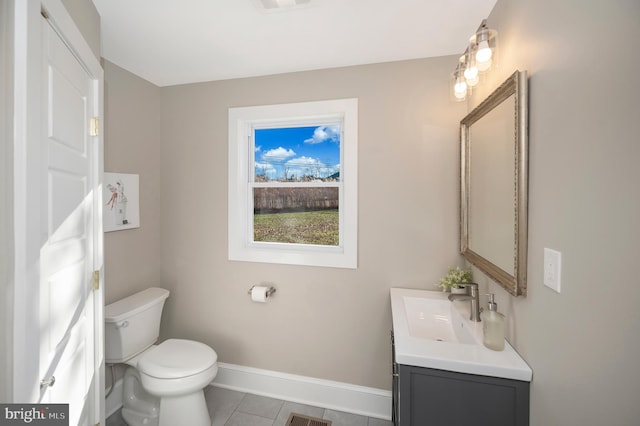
[{"x1": 448, "y1": 283, "x2": 482, "y2": 322}]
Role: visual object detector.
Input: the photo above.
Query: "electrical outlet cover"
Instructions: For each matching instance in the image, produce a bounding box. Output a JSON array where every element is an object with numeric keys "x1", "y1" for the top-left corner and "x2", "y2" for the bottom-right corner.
[{"x1": 544, "y1": 248, "x2": 562, "y2": 293}]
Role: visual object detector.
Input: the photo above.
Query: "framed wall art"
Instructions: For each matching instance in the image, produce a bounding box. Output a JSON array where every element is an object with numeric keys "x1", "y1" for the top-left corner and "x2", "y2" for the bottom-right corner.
[{"x1": 103, "y1": 172, "x2": 140, "y2": 232}]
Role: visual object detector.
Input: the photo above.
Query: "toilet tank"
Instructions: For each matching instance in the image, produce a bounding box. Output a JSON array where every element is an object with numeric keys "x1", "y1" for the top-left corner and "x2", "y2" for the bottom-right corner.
[{"x1": 105, "y1": 287, "x2": 170, "y2": 364}]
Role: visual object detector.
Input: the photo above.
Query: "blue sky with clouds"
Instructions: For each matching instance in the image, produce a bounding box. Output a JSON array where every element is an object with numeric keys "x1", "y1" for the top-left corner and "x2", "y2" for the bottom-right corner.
[{"x1": 254, "y1": 125, "x2": 341, "y2": 180}]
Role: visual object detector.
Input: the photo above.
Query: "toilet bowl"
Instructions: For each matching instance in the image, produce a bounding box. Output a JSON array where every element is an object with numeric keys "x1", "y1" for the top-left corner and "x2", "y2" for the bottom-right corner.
[
  {"x1": 138, "y1": 339, "x2": 218, "y2": 426},
  {"x1": 105, "y1": 288, "x2": 218, "y2": 426},
  {"x1": 121, "y1": 367, "x2": 159, "y2": 426}
]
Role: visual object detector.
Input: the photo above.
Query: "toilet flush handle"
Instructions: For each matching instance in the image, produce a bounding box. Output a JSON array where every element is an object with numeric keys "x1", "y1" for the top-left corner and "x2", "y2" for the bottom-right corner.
[{"x1": 116, "y1": 321, "x2": 129, "y2": 328}]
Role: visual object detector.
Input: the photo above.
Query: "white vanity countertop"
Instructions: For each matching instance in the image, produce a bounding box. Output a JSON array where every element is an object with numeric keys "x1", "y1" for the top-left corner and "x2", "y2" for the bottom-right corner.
[{"x1": 391, "y1": 287, "x2": 532, "y2": 382}]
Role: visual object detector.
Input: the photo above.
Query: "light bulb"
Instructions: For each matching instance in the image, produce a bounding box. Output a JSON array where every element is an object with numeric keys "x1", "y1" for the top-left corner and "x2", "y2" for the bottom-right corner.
[
  {"x1": 454, "y1": 79, "x2": 467, "y2": 100},
  {"x1": 468, "y1": 24, "x2": 497, "y2": 73},
  {"x1": 464, "y1": 65, "x2": 479, "y2": 86},
  {"x1": 475, "y1": 39, "x2": 493, "y2": 71},
  {"x1": 476, "y1": 40, "x2": 492, "y2": 63},
  {"x1": 476, "y1": 56, "x2": 492, "y2": 71}
]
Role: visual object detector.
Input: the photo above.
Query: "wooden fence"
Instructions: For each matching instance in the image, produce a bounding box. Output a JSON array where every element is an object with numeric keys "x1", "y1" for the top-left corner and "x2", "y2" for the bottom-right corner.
[{"x1": 254, "y1": 187, "x2": 339, "y2": 213}]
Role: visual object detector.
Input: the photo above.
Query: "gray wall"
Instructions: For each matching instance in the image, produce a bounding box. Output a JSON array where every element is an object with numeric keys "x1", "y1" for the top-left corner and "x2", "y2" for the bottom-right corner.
[
  {"x1": 157, "y1": 58, "x2": 463, "y2": 389},
  {"x1": 468, "y1": 0, "x2": 640, "y2": 424},
  {"x1": 103, "y1": 60, "x2": 163, "y2": 304},
  {"x1": 104, "y1": 57, "x2": 463, "y2": 390}
]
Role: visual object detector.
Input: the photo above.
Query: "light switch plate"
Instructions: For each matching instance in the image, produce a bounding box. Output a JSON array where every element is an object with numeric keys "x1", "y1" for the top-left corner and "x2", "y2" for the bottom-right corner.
[{"x1": 543, "y1": 248, "x2": 562, "y2": 293}]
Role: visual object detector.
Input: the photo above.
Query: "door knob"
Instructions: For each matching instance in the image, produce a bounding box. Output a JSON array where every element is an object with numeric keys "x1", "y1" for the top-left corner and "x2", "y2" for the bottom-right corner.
[{"x1": 40, "y1": 376, "x2": 55, "y2": 388}]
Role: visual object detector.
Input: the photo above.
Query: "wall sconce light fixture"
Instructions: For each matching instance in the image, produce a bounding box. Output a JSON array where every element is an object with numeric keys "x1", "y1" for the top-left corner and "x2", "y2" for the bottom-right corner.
[{"x1": 451, "y1": 19, "x2": 498, "y2": 101}]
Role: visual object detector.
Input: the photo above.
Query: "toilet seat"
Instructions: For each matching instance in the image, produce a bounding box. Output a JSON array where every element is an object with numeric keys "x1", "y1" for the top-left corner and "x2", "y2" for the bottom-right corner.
[{"x1": 138, "y1": 339, "x2": 217, "y2": 379}]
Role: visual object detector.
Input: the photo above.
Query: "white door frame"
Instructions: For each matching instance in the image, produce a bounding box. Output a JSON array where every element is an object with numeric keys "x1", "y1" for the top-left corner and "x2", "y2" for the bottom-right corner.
[{"x1": 12, "y1": 0, "x2": 104, "y2": 423}]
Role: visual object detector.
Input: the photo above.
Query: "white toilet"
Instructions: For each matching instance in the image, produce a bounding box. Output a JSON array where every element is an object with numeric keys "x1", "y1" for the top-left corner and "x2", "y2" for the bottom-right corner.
[{"x1": 105, "y1": 287, "x2": 218, "y2": 426}]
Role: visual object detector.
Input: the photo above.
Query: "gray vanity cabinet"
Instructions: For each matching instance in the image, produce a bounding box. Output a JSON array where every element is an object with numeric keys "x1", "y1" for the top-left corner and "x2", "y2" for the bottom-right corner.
[{"x1": 394, "y1": 364, "x2": 530, "y2": 426}]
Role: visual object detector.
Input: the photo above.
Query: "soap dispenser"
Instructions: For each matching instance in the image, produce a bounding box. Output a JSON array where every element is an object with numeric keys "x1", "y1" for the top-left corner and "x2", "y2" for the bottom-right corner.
[{"x1": 483, "y1": 294, "x2": 505, "y2": 351}]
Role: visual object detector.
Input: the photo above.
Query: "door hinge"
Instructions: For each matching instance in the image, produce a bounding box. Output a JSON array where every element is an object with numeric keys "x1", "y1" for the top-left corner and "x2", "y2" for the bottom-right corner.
[
  {"x1": 93, "y1": 270, "x2": 100, "y2": 290},
  {"x1": 90, "y1": 117, "x2": 99, "y2": 137}
]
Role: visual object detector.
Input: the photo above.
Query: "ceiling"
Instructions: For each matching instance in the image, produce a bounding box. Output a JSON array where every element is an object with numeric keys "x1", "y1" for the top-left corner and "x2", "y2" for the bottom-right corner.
[{"x1": 91, "y1": 0, "x2": 497, "y2": 87}]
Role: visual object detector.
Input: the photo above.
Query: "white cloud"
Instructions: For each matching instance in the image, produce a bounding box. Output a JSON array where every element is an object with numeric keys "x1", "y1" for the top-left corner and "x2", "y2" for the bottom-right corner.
[
  {"x1": 288, "y1": 156, "x2": 322, "y2": 167},
  {"x1": 304, "y1": 125, "x2": 340, "y2": 144},
  {"x1": 255, "y1": 161, "x2": 276, "y2": 177},
  {"x1": 285, "y1": 156, "x2": 339, "y2": 178},
  {"x1": 261, "y1": 147, "x2": 296, "y2": 162}
]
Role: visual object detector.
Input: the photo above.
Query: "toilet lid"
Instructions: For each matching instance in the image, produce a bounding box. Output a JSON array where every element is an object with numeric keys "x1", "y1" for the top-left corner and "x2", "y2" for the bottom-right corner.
[{"x1": 138, "y1": 339, "x2": 217, "y2": 379}]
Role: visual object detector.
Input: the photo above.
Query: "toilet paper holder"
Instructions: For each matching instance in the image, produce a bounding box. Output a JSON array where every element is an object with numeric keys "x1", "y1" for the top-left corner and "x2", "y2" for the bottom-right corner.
[{"x1": 247, "y1": 285, "x2": 276, "y2": 298}]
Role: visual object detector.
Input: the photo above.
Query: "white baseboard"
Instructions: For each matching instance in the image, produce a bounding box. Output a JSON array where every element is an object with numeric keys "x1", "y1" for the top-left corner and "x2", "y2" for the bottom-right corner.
[{"x1": 211, "y1": 362, "x2": 392, "y2": 420}]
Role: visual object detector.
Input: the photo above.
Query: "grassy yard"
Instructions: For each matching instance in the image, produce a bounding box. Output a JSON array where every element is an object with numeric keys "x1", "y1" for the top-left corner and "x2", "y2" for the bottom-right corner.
[{"x1": 254, "y1": 210, "x2": 339, "y2": 245}]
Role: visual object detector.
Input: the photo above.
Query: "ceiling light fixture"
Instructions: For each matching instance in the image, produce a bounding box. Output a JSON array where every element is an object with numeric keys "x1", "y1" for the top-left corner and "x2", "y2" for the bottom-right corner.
[{"x1": 451, "y1": 19, "x2": 498, "y2": 102}]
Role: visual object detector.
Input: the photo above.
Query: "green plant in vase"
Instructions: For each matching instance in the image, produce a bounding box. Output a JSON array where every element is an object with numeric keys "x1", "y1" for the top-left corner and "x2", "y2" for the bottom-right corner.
[{"x1": 438, "y1": 267, "x2": 473, "y2": 292}]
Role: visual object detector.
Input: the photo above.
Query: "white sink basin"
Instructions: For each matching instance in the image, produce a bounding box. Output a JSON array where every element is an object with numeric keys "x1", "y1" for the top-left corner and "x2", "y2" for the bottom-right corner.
[
  {"x1": 391, "y1": 288, "x2": 532, "y2": 381},
  {"x1": 403, "y1": 295, "x2": 477, "y2": 344}
]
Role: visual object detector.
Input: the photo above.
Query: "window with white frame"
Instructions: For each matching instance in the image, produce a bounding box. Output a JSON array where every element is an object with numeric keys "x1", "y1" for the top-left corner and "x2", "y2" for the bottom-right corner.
[{"x1": 228, "y1": 99, "x2": 358, "y2": 268}]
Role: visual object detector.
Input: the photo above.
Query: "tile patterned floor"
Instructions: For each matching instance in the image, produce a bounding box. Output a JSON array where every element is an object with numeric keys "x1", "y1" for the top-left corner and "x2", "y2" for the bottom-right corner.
[{"x1": 106, "y1": 385, "x2": 393, "y2": 426}]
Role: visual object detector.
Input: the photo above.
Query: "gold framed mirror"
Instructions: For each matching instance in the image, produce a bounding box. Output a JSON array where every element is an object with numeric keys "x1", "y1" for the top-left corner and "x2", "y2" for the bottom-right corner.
[{"x1": 460, "y1": 70, "x2": 528, "y2": 296}]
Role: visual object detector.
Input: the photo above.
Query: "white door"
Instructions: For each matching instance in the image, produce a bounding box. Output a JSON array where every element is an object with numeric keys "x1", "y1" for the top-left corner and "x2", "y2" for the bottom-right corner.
[{"x1": 38, "y1": 16, "x2": 99, "y2": 426}]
